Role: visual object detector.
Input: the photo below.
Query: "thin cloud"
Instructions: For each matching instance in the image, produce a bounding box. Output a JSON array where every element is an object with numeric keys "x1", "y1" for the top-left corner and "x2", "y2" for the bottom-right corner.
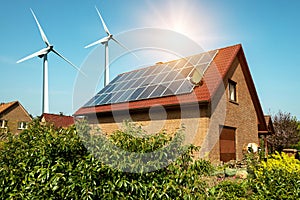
[{"x1": 0, "y1": 55, "x2": 16, "y2": 65}]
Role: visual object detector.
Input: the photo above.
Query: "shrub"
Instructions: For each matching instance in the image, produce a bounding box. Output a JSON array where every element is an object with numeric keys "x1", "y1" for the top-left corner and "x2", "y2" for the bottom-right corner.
[
  {"x1": 250, "y1": 152, "x2": 300, "y2": 199},
  {"x1": 208, "y1": 180, "x2": 250, "y2": 199},
  {"x1": 0, "y1": 119, "x2": 211, "y2": 199}
]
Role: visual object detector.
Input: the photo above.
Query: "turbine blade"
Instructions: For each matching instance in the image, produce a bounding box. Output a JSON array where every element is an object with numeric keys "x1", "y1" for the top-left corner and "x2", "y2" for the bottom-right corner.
[
  {"x1": 17, "y1": 48, "x2": 49, "y2": 63},
  {"x1": 51, "y1": 49, "x2": 86, "y2": 76},
  {"x1": 84, "y1": 37, "x2": 109, "y2": 48},
  {"x1": 30, "y1": 8, "x2": 50, "y2": 46},
  {"x1": 111, "y1": 37, "x2": 139, "y2": 59},
  {"x1": 95, "y1": 6, "x2": 110, "y2": 35}
]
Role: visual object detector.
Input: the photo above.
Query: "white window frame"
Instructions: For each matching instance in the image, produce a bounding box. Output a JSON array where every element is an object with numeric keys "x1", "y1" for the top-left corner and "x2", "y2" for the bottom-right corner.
[
  {"x1": 18, "y1": 121, "x2": 28, "y2": 130},
  {"x1": 228, "y1": 80, "x2": 237, "y2": 102},
  {"x1": 0, "y1": 120, "x2": 8, "y2": 128}
]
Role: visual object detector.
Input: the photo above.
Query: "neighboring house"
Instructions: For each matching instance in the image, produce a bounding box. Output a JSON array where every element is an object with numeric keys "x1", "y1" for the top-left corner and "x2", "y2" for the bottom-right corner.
[
  {"x1": 40, "y1": 113, "x2": 75, "y2": 128},
  {"x1": 75, "y1": 44, "x2": 274, "y2": 163},
  {"x1": 0, "y1": 101, "x2": 32, "y2": 134}
]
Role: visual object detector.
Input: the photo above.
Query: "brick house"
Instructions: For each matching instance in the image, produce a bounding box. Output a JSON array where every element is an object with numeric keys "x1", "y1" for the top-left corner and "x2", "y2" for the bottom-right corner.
[
  {"x1": 0, "y1": 101, "x2": 32, "y2": 134},
  {"x1": 40, "y1": 113, "x2": 75, "y2": 128},
  {"x1": 75, "y1": 44, "x2": 273, "y2": 162}
]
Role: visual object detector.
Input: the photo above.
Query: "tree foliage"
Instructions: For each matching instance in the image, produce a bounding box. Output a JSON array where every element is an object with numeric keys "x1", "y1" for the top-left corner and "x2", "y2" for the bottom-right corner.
[{"x1": 268, "y1": 111, "x2": 300, "y2": 152}]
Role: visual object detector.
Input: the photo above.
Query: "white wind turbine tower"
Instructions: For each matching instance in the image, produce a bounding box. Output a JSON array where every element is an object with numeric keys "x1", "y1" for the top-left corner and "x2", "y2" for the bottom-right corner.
[
  {"x1": 17, "y1": 9, "x2": 82, "y2": 114},
  {"x1": 85, "y1": 6, "x2": 135, "y2": 86}
]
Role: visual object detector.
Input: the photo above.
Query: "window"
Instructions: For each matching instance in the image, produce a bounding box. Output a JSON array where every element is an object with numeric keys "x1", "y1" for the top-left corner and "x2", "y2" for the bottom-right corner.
[
  {"x1": 228, "y1": 80, "x2": 237, "y2": 102},
  {"x1": 18, "y1": 122, "x2": 28, "y2": 130},
  {"x1": 0, "y1": 120, "x2": 7, "y2": 128}
]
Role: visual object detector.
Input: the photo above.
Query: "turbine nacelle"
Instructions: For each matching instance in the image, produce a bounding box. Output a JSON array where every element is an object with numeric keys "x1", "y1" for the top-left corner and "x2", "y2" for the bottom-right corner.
[
  {"x1": 100, "y1": 35, "x2": 113, "y2": 44},
  {"x1": 37, "y1": 45, "x2": 53, "y2": 58}
]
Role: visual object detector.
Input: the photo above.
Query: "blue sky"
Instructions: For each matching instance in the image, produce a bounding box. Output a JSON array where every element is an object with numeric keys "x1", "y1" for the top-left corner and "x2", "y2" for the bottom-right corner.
[{"x1": 0, "y1": 0, "x2": 299, "y2": 119}]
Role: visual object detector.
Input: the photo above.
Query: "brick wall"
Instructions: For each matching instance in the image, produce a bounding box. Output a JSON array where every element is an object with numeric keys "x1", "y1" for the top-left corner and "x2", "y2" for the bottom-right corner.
[
  {"x1": 209, "y1": 57, "x2": 259, "y2": 161},
  {"x1": 0, "y1": 103, "x2": 32, "y2": 134},
  {"x1": 88, "y1": 104, "x2": 210, "y2": 147}
]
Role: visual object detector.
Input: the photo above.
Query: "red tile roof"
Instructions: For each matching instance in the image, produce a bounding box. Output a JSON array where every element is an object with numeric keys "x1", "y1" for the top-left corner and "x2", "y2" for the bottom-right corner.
[
  {"x1": 75, "y1": 43, "x2": 268, "y2": 131},
  {"x1": 41, "y1": 113, "x2": 74, "y2": 128},
  {"x1": 75, "y1": 44, "x2": 241, "y2": 115}
]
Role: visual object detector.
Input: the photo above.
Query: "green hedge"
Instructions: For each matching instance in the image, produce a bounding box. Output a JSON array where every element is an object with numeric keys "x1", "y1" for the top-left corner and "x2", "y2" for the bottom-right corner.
[{"x1": 0, "y1": 120, "x2": 212, "y2": 199}]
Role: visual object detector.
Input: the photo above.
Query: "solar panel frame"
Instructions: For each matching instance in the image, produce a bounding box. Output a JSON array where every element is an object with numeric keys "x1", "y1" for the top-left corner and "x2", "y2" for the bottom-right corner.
[
  {"x1": 116, "y1": 88, "x2": 135, "y2": 103},
  {"x1": 142, "y1": 75, "x2": 157, "y2": 86},
  {"x1": 162, "y1": 79, "x2": 184, "y2": 96},
  {"x1": 84, "y1": 96, "x2": 97, "y2": 107},
  {"x1": 176, "y1": 80, "x2": 194, "y2": 94},
  {"x1": 162, "y1": 70, "x2": 180, "y2": 82},
  {"x1": 99, "y1": 93, "x2": 113, "y2": 105},
  {"x1": 130, "y1": 69, "x2": 145, "y2": 80},
  {"x1": 113, "y1": 75, "x2": 123, "y2": 83},
  {"x1": 151, "y1": 72, "x2": 168, "y2": 84},
  {"x1": 148, "y1": 83, "x2": 170, "y2": 98},
  {"x1": 179, "y1": 66, "x2": 194, "y2": 78},
  {"x1": 113, "y1": 81, "x2": 127, "y2": 91},
  {"x1": 175, "y1": 59, "x2": 186, "y2": 68},
  {"x1": 85, "y1": 50, "x2": 218, "y2": 107},
  {"x1": 140, "y1": 66, "x2": 153, "y2": 77},
  {"x1": 153, "y1": 63, "x2": 169, "y2": 74},
  {"x1": 110, "y1": 91, "x2": 126, "y2": 103},
  {"x1": 138, "y1": 85, "x2": 158, "y2": 99},
  {"x1": 128, "y1": 86, "x2": 147, "y2": 101},
  {"x1": 109, "y1": 76, "x2": 121, "y2": 85}
]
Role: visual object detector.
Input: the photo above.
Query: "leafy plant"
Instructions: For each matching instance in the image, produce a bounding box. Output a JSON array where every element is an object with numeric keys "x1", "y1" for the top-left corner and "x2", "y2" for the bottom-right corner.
[
  {"x1": 208, "y1": 180, "x2": 250, "y2": 199},
  {"x1": 8, "y1": 119, "x2": 300, "y2": 199},
  {"x1": 250, "y1": 152, "x2": 300, "y2": 199},
  {"x1": 0, "y1": 119, "x2": 213, "y2": 199}
]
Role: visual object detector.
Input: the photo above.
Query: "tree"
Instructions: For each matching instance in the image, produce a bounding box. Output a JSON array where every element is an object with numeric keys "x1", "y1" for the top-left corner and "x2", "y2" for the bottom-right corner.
[{"x1": 268, "y1": 111, "x2": 300, "y2": 152}]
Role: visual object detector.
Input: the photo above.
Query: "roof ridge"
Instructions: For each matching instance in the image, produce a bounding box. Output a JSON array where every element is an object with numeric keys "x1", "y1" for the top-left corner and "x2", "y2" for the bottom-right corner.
[
  {"x1": 0, "y1": 100, "x2": 18, "y2": 105},
  {"x1": 42, "y1": 113, "x2": 73, "y2": 117}
]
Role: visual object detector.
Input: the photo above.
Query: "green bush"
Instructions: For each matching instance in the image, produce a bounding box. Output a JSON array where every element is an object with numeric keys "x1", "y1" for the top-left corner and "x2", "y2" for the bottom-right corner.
[
  {"x1": 0, "y1": 119, "x2": 213, "y2": 199},
  {"x1": 11, "y1": 119, "x2": 300, "y2": 199},
  {"x1": 208, "y1": 180, "x2": 250, "y2": 199},
  {"x1": 250, "y1": 152, "x2": 300, "y2": 199}
]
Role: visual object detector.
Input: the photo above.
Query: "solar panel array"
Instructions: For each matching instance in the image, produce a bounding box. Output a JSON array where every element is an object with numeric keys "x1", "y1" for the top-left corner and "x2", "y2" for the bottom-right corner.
[{"x1": 84, "y1": 50, "x2": 218, "y2": 107}]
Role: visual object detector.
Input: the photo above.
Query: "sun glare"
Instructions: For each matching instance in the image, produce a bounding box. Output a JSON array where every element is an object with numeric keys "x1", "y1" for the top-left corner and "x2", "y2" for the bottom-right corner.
[{"x1": 141, "y1": 0, "x2": 218, "y2": 49}]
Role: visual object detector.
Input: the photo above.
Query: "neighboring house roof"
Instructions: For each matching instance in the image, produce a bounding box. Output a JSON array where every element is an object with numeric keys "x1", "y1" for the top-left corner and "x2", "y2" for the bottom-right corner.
[
  {"x1": 0, "y1": 101, "x2": 32, "y2": 120},
  {"x1": 41, "y1": 113, "x2": 74, "y2": 128},
  {"x1": 75, "y1": 44, "x2": 268, "y2": 132},
  {"x1": 262, "y1": 115, "x2": 275, "y2": 135},
  {"x1": 0, "y1": 101, "x2": 18, "y2": 115}
]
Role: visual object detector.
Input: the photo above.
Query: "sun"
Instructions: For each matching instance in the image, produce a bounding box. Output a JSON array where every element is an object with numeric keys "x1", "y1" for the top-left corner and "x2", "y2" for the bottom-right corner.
[{"x1": 140, "y1": 0, "x2": 219, "y2": 48}]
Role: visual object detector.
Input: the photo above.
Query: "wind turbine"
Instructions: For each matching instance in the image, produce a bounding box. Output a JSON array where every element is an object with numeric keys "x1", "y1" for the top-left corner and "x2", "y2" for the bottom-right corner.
[
  {"x1": 85, "y1": 6, "x2": 135, "y2": 86},
  {"x1": 17, "y1": 8, "x2": 82, "y2": 114}
]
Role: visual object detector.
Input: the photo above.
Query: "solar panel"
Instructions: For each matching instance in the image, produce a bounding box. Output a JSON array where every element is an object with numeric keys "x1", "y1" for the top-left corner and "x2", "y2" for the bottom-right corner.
[{"x1": 83, "y1": 50, "x2": 218, "y2": 107}]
